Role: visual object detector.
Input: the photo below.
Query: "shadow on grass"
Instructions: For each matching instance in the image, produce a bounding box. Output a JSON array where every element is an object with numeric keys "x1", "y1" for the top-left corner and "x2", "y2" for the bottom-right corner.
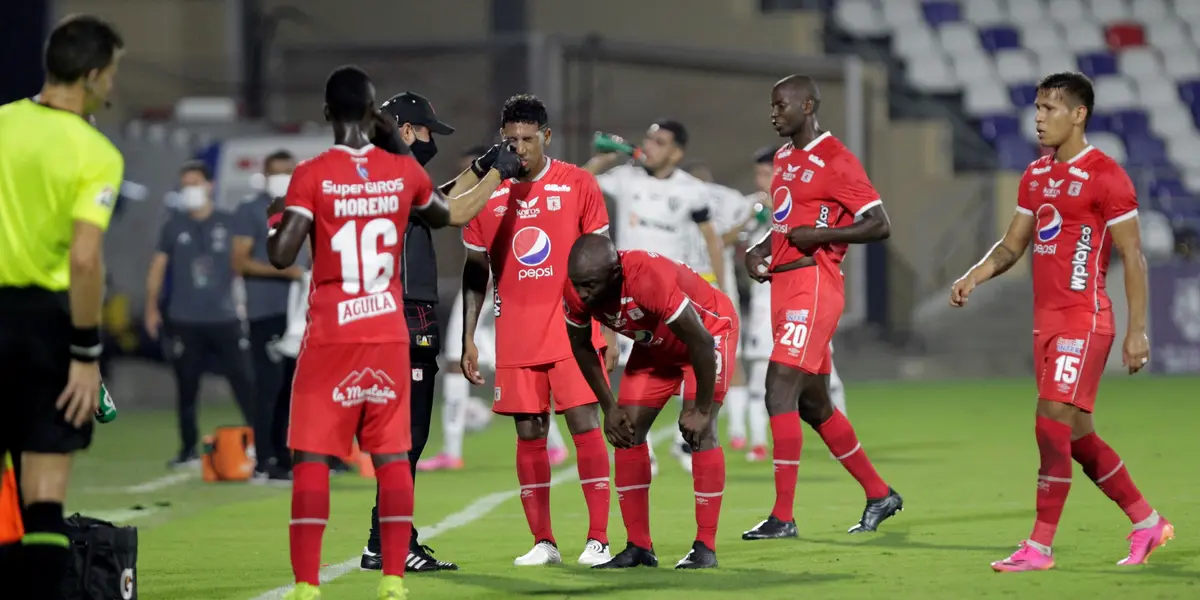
[{"x1": 435, "y1": 566, "x2": 852, "y2": 596}]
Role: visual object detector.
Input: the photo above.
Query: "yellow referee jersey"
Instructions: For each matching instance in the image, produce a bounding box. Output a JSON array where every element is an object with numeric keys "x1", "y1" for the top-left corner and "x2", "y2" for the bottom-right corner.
[{"x1": 0, "y1": 99, "x2": 123, "y2": 291}]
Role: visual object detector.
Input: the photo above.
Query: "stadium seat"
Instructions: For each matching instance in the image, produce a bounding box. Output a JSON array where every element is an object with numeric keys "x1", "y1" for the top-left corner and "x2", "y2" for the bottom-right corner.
[
  {"x1": 881, "y1": 0, "x2": 925, "y2": 30},
  {"x1": 939, "y1": 23, "x2": 984, "y2": 55},
  {"x1": 1184, "y1": 169, "x2": 1200, "y2": 193},
  {"x1": 1089, "y1": 112, "x2": 1116, "y2": 134},
  {"x1": 964, "y1": 81, "x2": 1014, "y2": 115},
  {"x1": 1151, "y1": 177, "x2": 1190, "y2": 200},
  {"x1": 1065, "y1": 23, "x2": 1109, "y2": 53},
  {"x1": 922, "y1": 1, "x2": 961, "y2": 28},
  {"x1": 953, "y1": 54, "x2": 997, "y2": 86},
  {"x1": 1138, "y1": 77, "x2": 1184, "y2": 110},
  {"x1": 1168, "y1": 136, "x2": 1200, "y2": 170},
  {"x1": 908, "y1": 56, "x2": 959, "y2": 93},
  {"x1": 995, "y1": 49, "x2": 1038, "y2": 84},
  {"x1": 1164, "y1": 52, "x2": 1200, "y2": 79},
  {"x1": 1105, "y1": 23, "x2": 1147, "y2": 50},
  {"x1": 1174, "y1": 0, "x2": 1200, "y2": 21},
  {"x1": 979, "y1": 26, "x2": 1022, "y2": 53},
  {"x1": 1093, "y1": 76, "x2": 1139, "y2": 110},
  {"x1": 835, "y1": 0, "x2": 888, "y2": 38},
  {"x1": 1178, "y1": 79, "x2": 1200, "y2": 105},
  {"x1": 978, "y1": 114, "x2": 1021, "y2": 142},
  {"x1": 1086, "y1": 0, "x2": 1133, "y2": 23},
  {"x1": 1108, "y1": 109, "x2": 1150, "y2": 136},
  {"x1": 1048, "y1": 0, "x2": 1088, "y2": 25},
  {"x1": 1089, "y1": 131, "x2": 1128, "y2": 162},
  {"x1": 1118, "y1": 48, "x2": 1163, "y2": 83},
  {"x1": 1145, "y1": 21, "x2": 1194, "y2": 52},
  {"x1": 995, "y1": 134, "x2": 1039, "y2": 169},
  {"x1": 1020, "y1": 105, "x2": 1039, "y2": 141},
  {"x1": 1037, "y1": 50, "x2": 1079, "y2": 75},
  {"x1": 1022, "y1": 23, "x2": 1067, "y2": 54},
  {"x1": 893, "y1": 26, "x2": 940, "y2": 61},
  {"x1": 1124, "y1": 135, "x2": 1169, "y2": 167},
  {"x1": 1148, "y1": 103, "x2": 1196, "y2": 140},
  {"x1": 962, "y1": 0, "x2": 1007, "y2": 27},
  {"x1": 1010, "y1": 83, "x2": 1038, "y2": 106},
  {"x1": 1077, "y1": 51, "x2": 1119, "y2": 78},
  {"x1": 1131, "y1": 0, "x2": 1172, "y2": 22},
  {"x1": 1007, "y1": 0, "x2": 1048, "y2": 27}
]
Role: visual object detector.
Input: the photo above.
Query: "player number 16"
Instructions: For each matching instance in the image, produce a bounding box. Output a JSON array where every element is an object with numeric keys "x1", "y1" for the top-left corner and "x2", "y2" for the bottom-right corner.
[
  {"x1": 331, "y1": 218, "x2": 399, "y2": 295},
  {"x1": 1053, "y1": 355, "x2": 1080, "y2": 384}
]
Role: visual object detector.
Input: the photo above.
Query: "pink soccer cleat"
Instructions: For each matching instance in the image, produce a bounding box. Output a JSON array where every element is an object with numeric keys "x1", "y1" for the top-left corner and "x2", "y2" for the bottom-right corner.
[
  {"x1": 548, "y1": 447, "x2": 569, "y2": 466},
  {"x1": 746, "y1": 445, "x2": 767, "y2": 462},
  {"x1": 416, "y1": 454, "x2": 464, "y2": 472},
  {"x1": 1118, "y1": 518, "x2": 1175, "y2": 566},
  {"x1": 730, "y1": 437, "x2": 747, "y2": 451},
  {"x1": 991, "y1": 542, "x2": 1055, "y2": 572}
]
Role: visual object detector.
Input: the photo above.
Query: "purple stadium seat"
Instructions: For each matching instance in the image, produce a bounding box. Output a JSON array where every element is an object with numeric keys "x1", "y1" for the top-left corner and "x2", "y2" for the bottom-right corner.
[
  {"x1": 922, "y1": 1, "x2": 961, "y2": 28},
  {"x1": 1077, "y1": 52, "x2": 1118, "y2": 79},
  {"x1": 979, "y1": 26, "x2": 1021, "y2": 53},
  {"x1": 1150, "y1": 178, "x2": 1189, "y2": 200},
  {"x1": 1123, "y1": 135, "x2": 1168, "y2": 168},
  {"x1": 1178, "y1": 79, "x2": 1200, "y2": 106},
  {"x1": 978, "y1": 115, "x2": 1020, "y2": 142},
  {"x1": 1009, "y1": 84, "x2": 1038, "y2": 107},
  {"x1": 995, "y1": 134, "x2": 1038, "y2": 170},
  {"x1": 1107, "y1": 109, "x2": 1149, "y2": 136},
  {"x1": 1088, "y1": 113, "x2": 1115, "y2": 134}
]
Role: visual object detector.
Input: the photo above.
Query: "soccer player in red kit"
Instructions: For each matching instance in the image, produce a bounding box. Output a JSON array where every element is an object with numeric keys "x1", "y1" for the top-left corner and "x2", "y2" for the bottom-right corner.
[
  {"x1": 266, "y1": 66, "x2": 518, "y2": 600},
  {"x1": 743, "y1": 75, "x2": 902, "y2": 541},
  {"x1": 564, "y1": 236, "x2": 738, "y2": 570},
  {"x1": 459, "y1": 94, "x2": 617, "y2": 567},
  {"x1": 952, "y1": 72, "x2": 1173, "y2": 572}
]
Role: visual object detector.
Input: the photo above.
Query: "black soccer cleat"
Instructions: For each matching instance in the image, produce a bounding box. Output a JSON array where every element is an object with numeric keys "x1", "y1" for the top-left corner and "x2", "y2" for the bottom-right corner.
[
  {"x1": 848, "y1": 487, "x2": 904, "y2": 534},
  {"x1": 360, "y1": 547, "x2": 382, "y2": 571},
  {"x1": 591, "y1": 542, "x2": 658, "y2": 569},
  {"x1": 361, "y1": 545, "x2": 459, "y2": 572},
  {"x1": 741, "y1": 515, "x2": 798, "y2": 540},
  {"x1": 675, "y1": 541, "x2": 717, "y2": 569}
]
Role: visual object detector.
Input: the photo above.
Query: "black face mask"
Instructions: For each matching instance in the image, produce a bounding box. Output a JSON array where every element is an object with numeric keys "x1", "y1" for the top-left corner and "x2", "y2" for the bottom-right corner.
[{"x1": 410, "y1": 138, "x2": 438, "y2": 166}]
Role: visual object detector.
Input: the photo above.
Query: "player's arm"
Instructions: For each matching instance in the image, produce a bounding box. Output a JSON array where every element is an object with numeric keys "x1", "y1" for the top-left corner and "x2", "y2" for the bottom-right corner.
[
  {"x1": 666, "y1": 303, "x2": 718, "y2": 413},
  {"x1": 1103, "y1": 169, "x2": 1149, "y2": 373},
  {"x1": 68, "y1": 146, "x2": 123, "y2": 364},
  {"x1": 565, "y1": 305, "x2": 618, "y2": 414},
  {"x1": 416, "y1": 171, "x2": 505, "y2": 229},
  {"x1": 949, "y1": 210, "x2": 1034, "y2": 307},
  {"x1": 438, "y1": 144, "x2": 500, "y2": 197},
  {"x1": 689, "y1": 198, "x2": 727, "y2": 290},
  {"x1": 461, "y1": 248, "x2": 490, "y2": 350}
]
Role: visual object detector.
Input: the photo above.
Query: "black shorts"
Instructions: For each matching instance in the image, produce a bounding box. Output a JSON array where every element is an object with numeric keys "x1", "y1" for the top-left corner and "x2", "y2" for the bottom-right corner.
[{"x1": 0, "y1": 288, "x2": 94, "y2": 456}]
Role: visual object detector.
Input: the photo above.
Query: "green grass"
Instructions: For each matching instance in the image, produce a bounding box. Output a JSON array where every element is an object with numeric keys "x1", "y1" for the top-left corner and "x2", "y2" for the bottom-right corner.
[{"x1": 68, "y1": 376, "x2": 1200, "y2": 599}]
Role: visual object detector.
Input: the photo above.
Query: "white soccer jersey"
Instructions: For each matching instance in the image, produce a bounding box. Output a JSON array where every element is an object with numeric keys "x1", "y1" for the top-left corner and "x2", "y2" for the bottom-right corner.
[
  {"x1": 444, "y1": 286, "x2": 497, "y2": 369},
  {"x1": 686, "y1": 183, "x2": 753, "y2": 296},
  {"x1": 744, "y1": 196, "x2": 774, "y2": 361},
  {"x1": 598, "y1": 164, "x2": 712, "y2": 263}
]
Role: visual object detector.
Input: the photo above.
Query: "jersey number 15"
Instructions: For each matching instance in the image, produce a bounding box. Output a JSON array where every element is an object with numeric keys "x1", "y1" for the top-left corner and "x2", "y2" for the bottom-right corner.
[{"x1": 331, "y1": 219, "x2": 399, "y2": 294}]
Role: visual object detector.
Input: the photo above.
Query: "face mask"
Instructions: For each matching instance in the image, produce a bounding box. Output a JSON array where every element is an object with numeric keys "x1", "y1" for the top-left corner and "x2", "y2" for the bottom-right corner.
[
  {"x1": 265, "y1": 174, "x2": 291, "y2": 198},
  {"x1": 410, "y1": 138, "x2": 438, "y2": 166},
  {"x1": 179, "y1": 185, "x2": 209, "y2": 211}
]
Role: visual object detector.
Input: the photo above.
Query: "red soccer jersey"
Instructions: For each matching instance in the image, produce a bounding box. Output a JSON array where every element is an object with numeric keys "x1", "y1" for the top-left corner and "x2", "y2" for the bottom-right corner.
[
  {"x1": 768, "y1": 132, "x2": 882, "y2": 283},
  {"x1": 285, "y1": 144, "x2": 434, "y2": 346},
  {"x1": 463, "y1": 159, "x2": 609, "y2": 367},
  {"x1": 1018, "y1": 145, "x2": 1138, "y2": 336},
  {"x1": 563, "y1": 250, "x2": 738, "y2": 366}
]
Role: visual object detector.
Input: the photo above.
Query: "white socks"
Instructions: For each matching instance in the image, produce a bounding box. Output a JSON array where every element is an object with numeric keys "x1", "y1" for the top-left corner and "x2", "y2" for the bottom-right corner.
[
  {"x1": 441, "y1": 375, "x2": 470, "y2": 459},
  {"x1": 1133, "y1": 510, "x2": 1161, "y2": 530},
  {"x1": 725, "y1": 386, "x2": 748, "y2": 440},
  {"x1": 829, "y1": 362, "x2": 847, "y2": 416}
]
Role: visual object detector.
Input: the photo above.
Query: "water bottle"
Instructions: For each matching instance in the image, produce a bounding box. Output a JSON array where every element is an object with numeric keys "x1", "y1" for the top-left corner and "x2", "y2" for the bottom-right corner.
[
  {"x1": 593, "y1": 132, "x2": 644, "y2": 162},
  {"x1": 95, "y1": 381, "x2": 118, "y2": 423},
  {"x1": 754, "y1": 201, "x2": 771, "y2": 225}
]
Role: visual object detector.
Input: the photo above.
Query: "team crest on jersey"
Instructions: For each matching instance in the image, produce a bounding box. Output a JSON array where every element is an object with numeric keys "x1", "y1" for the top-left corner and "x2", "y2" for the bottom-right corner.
[
  {"x1": 800, "y1": 169, "x2": 814, "y2": 183},
  {"x1": 95, "y1": 185, "x2": 116, "y2": 208},
  {"x1": 786, "y1": 309, "x2": 808, "y2": 323},
  {"x1": 356, "y1": 164, "x2": 369, "y2": 180},
  {"x1": 627, "y1": 307, "x2": 644, "y2": 320},
  {"x1": 493, "y1": 386, "x2": 502, "y2": 403},
  {"x1": 668, "y1": 196, "x2": 681, "y2": 212},
  {"x1": 332, "y1": 368, "x2": 397, "y2": 407},
  {"x1": 1068, "y1": 181, "x2": 1083, "y2": 197},
  {"x1": 1056, "y1": 337, "x2": 1084, "y2": 355},
  {"x1": 547, "y1": 196, "x2": 561, "y2": 211}
]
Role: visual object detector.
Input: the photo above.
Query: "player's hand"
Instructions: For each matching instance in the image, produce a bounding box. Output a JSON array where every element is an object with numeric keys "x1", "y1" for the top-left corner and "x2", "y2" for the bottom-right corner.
[
  {"x1": 472, "y1": 144, "x2": 502, "y2": 176},
  {"x1": 460, "y1": 341, "x2": 486, "y2": 385},
  {"x1": 678, "y1": 407, "x2": 713, "y2": 451},
  {"x1": 266, "y1": 195, "x2": 287, "y2": 218},
  {"x1": 604, "y1": 344, "x2": 620, "y2": 374},
  {"x1": 603, "y1": 406, "x2": 636, "y2": 448},
  {"x1": 492, "y1": 143, "x2": 523, "y2": 180},
  {"x1": 745, "y1": 251, "x2": 771, "y2": 283},
  {"x1": 785, "y1": 226, "x2": 824, "y2": 253},
  {"x1": 949, "y1": 275, "x2": 976, "y2": 307},
  {"x1": 1123, "y1": 330, "x2": 1150, "y2": 374},
  {"x1": 144, "y1": 308, "x2": 162, "y2": 340},
  {"x1": 371, "y1": 108, "x2": 399, "y2": 140},
  {"x1": 56, "y1": 360, "x2": 101, "y2": 428}
]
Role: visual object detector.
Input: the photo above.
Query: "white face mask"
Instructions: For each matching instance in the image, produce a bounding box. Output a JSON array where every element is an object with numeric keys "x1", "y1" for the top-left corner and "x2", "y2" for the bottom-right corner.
[
  {"x1": 265, "y1": 173, "x2": 291, "y2": 199},
  {"x1": 179, "y1": 185, "x2": 209, "y2": 211}
]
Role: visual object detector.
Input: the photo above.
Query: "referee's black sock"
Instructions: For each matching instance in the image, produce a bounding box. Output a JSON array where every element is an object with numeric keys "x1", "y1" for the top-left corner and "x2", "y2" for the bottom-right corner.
[{"x1": 22, "y1": 502, "x2": 68, "y2": 599}]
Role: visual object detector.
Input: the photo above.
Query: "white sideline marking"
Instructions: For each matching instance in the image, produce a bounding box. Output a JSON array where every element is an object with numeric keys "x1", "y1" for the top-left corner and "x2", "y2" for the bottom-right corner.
[
  {"x1": 83, "y1": 507, "x2": 161, "y2": 523},
  {"x1": 86, "y1": 471, "x2": 198, "y2": 494},
  {"x1": 250, "y1": 426, "x2": 678, "y2": 600}
]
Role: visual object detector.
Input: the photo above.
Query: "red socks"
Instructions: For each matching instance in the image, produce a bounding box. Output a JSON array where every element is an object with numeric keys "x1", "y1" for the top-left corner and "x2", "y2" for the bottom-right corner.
[
  {"x1": 614, "y1": 444, "x2": 653, "y2": 549},
  {"x1": 290, "y1": 461, "x2": 330, "y2": 586},
  {"x1": 572, "y1": 429, "x2": 611, "y2": 544},
  {"x1": 817, "y1": 411, "x2": 890, "y2": 499},
  {"x1": 769, "y1": 413, "x2": 802, "y2": 522},
  {"x1": 376, "y1": 461, "x2": 414, "y2": 577},
  {"x1": 516, "y1": 437, "x2": 555, "y2": 544},
  {"x1": 1071, "y1": 432, "x2": 1153, "y2": 524},
  {"x1": 692, "y1": 447, "x2": 726, "y2": 549},
  {"x1": 1030, "y1": 416, "x2": 1073, "y2": 547}
]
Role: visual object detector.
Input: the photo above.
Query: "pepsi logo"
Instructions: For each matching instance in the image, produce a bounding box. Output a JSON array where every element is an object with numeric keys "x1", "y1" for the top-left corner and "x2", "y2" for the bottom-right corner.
[
  {"x1": 772, "y1": 187, "x2": 792, "y2": 222},
  {"x1": 512, "y1": 226, "x2": 552, "y2": 267},
  {"x1": 1036, "y1": 204, "x2": 1062, "y2": 242}
]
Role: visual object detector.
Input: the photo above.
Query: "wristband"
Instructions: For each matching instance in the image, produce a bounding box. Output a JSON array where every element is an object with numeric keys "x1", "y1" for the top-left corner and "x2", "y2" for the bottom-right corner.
[
  {"x1": 70, "y1": 327, "x2": 103, "y2": 362},
  {"x1": 267, "y1": 211, "x2": 284, "y2": 229},
  {"x1": 470, "y1": 159, "x2": 487, "y2": 179}
]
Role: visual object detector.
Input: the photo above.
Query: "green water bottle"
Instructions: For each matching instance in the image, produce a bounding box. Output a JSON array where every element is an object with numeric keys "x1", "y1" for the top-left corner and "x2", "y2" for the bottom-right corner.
[
  {"x1": 95, "y1": 381, "x2": 118, "y2": 423},
  {"x1": 754, "y1": 200, "x2": 770, "y2": 225},
  {"x1": 593, "y1": 132, "x2": 644, "y2": 162}
]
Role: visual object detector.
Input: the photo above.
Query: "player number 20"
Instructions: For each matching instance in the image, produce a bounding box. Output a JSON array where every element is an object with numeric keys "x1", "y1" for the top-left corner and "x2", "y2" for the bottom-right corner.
[
  {"x1": 331, "y1": 218, "x2": 399, "y2": 295},
  {"x1": 778, "y1": 322, "x2": 809, "y2": 349},
  {"x1": 1053, "y1": 355, "x2": 1080, "y2": 384}
]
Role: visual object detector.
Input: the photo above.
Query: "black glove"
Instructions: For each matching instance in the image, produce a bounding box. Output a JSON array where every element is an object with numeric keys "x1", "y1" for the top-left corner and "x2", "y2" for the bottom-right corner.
[
  {"x1": 492, "y1": 143, "x2": 523, "y2": 180},
  {"x1": 470, "y1": 144, "x2": 502, "y2": 178}
]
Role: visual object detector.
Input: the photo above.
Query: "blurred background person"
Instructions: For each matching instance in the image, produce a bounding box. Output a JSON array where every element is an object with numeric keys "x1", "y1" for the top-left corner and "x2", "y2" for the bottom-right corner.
[{"x1": 144, "y1": 161, "x2": 255, "y2": 468}]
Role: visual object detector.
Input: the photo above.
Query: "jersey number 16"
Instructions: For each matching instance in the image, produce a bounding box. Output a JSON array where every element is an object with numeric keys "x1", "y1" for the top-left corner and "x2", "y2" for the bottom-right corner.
[{"x1": 331, "y1": 218, "x2": 399, "y2": 294}]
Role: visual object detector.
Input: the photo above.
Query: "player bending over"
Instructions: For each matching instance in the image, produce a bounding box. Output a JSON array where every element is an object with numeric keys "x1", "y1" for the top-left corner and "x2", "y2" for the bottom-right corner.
[
  {"x1": 742, "y1": 75, "x2": 901, "y2": 541},
  {"x1": 460, "y1": 94, "x2": 618, "y2": 567},
  {"x1": 952, "y1": 72, "x2": 1173, "y2": 572},
  {"x1": 565, "y1": 235, "x2": 738, "y2": 570},
  {"x1": 267, "y1": 65, "x2": 516, "y2": 600}
]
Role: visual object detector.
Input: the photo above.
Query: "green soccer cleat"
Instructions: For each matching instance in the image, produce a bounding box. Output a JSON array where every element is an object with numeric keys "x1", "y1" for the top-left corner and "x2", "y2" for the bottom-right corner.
[
  {"x1": 283, "y1": 582, "x2": 320, "y2": 600},
  {"x1": 378, "y1": 574, "x2": 407, "y2": 599}
]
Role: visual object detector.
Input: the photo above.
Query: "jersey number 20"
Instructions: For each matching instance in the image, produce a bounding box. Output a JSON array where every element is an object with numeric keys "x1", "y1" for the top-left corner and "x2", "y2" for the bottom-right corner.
[
  {"x1": 331, "y1": 219, "x2": 399, "y2": 294},
  {"x1": 777, "y1": 322, "x2": 809, "y2": 349}
]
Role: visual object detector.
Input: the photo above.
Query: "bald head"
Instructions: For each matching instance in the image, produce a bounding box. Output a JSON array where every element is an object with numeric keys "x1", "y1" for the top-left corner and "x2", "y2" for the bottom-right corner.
[
  {"x1": 568, "y1": 234, "x2": 618, "y2": 278},
  {"x1": 774, "y1": 74, "x2": 820, "y2": 112}
]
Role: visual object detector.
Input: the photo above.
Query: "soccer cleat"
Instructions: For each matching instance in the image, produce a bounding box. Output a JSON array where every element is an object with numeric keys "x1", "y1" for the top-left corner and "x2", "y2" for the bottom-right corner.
[
  {"x1": 671, "y1": 442, "x2": 694, "y2": 474},
  {"x1": 742, "y1": 515, "x2": 798, "y2": 540},
  {"x1": 648, "y1": 444, "x2": 660, "y2": 478},
  {"x1": 408, "y1": 544, "x2": 459, "y2": 571},
  {"x1": 166, "y1": 449, "x2": 200, "y2": 470},
  {"x1": 578, "y1": 538, "x2": 611, "y2": 566},
  {"x1": 991, "y1": 542, "x2": 1055, "y2": 572},
  {"x1": 745, "y1": 445, "x2": 767, "y2": 462},
  {"x1": 284, "y1": 582, "x2": 321, "y2": 600},
  {"x1": 592, "y1": 542, "x2": 658, "y2": 569},
  {"x1": 377, "y1": 574, "x2": 406, "y2": 599},
  {"x1": 1118, "y1": 517, "x2": 1175, "y2": 566},
  {"x1": 360, "y1": 547, "x2": 382, "y2": 571},
  {"x1": 415, "y1": 454, "x2": 464, "y2": 472},
  {"x1": 548, "y1": 447, "x2": 569, "y2": 467},
  {"x1": 730, "y1": 437, "x2": 747, "y2": 451},
  {"x1": 675, "y1": 541, "x2": 718, "y2": 569},
  {"x1": 848, "y1": 487, "x2": 904, "y2": 533},
  {"x1": 513, "y1": 540, "x2": 562, "y2": 566}
]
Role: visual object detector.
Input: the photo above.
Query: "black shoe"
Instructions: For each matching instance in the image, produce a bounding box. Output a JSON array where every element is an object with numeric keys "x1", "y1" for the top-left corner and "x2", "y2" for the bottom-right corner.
[
  {"x1": 591, "y1": 542, "x2": 658, "y2": 569},
  {"x1": 328, "y1": 457, "x2": 352, "y2": 474},
  {"x1": 360, "y1": 547, "x2": 382, "y2": 571},
  {"x1": 406, "y1": 544, "x2": 458, "y2": 572},
  {"x1": 166, "y1": 449, "x2": 199, "y2": 470},
  {"x1": 675, "y1": 541, "x2": 717, "y2": 569},
  {"x1": 848, "y1": 487, "x2": 903, "y2": 533},
  {"x1": 742, "y1": 515, "x2": 798, "y2": 540}
]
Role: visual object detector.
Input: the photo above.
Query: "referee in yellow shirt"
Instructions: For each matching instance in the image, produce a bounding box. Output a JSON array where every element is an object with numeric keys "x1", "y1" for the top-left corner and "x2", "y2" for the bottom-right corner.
[{"x1": 0, "y1": 15, "x2": 124, "y2": 598}]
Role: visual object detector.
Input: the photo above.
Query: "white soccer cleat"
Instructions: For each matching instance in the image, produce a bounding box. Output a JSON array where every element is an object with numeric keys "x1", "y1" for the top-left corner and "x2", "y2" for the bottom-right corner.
[
  {"x1": 577, "y1": 539, "x2": 611, "y2": 566},
  {"x1": 670, "y1": 442, "x2": 693, "y2": 475},
  {"x1": 513, "y1": 541, "x2": 562, "y2": 566},
  {"x1": 648, "y1": 444, "x2": 660, "y2": 478}
]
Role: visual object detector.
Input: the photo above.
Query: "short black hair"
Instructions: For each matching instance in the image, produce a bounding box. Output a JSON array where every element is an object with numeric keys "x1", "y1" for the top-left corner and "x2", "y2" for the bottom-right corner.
[
  {"x1": 1037, "y1": 72, "x2": 1095, "y2": 126},
  {"x1": 180, "y1": 160, "x2": 211, "y2": 181},
  {"x1": 265, "y1": 149, "x2": 294, "y2": 165},
  {"x1": 753, "y1": 145, "x2": 778, "y2": 165},
  {"x1": 501, "y1": 94, "x2": 548, "y2": 128},
  {"x1": 651, "y1": 119, "x2": 688, "y2": 148},
  {"x1": 44, "y1": 15, "x2": 124, "y2": 85},
  {"x1": 325, "y1": 65, "x2": 374, "y2": 122},
  {"x1": 463, "y1": 144, "x2": 491, "y2": 158}
]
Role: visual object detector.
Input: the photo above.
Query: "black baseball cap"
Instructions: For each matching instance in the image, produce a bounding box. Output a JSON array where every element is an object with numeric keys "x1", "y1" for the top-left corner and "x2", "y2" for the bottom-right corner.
[{"x1": 380, "y1": 92, "x2": 455, "y2": 135}]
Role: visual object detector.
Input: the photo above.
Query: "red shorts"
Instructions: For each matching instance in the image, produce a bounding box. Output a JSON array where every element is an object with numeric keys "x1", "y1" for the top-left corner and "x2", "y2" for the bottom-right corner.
[
  {"x1": 492, "y1": 350, "x2": 607, "y2": 415},
  {"x1": 769, "y1": 268, "x2": 843, "y2": 375},
  {"x1": 288, "y1": 343, "x2": 412, "y2": 457},
  {"x1": 1034, "y1": 331, "x2": 1113, "y2": 412},
  {"x1": 619, "y1": 328, "x2": 737, "y2": 409}
]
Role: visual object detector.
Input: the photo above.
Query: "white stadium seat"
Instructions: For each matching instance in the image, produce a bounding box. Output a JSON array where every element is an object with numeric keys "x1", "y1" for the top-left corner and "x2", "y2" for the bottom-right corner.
[
  {"x1": 835, "y1": 0, "x2": 888, "y2": 37},
  {"x1": 1088, "y1": 132, "x2": 1127, "y2": 163},
  {"x1": 1007, "y1": 0, "x2": 1048, "y2": 27},
  {"x1": 1064, "y1": 23, "x2": 1108, "y2": 53},
  {"x1": 1145, "y1": 21, "x2": 1194, "y2": 52},
  {"x1": 995, "y1": 49, "x2": 1039, "y2": 84},
  {"x1": 939, "y1": 23, "x2": 984, "y2": 55},
  {"x1": 881, "y1": 0, "x2": 925, "y2": 30},
  {"x1": 1021, "y1": 106, "x2": 1039, "y2": 142},
  {"x1": 893, "y1": 26, "x2": 941, "y2": 62},
  {"x1": 1164, "y1": 52, "x2": 1200, "y2": 79},
  {"x1": 1048, "y1": 0, "x2": 1088, "y2": 25},
  {"x1": 952, "y1": 53, "x2": 998, "y2": 86},
  {"x1": 964, "y1": 81, "x2": 1015, "y2": 115},
  {"x1": 1168, "y1": 136, "x2": 1200, "y2": 170},
  {"x1": 1022, "y1": 23, "x2": 1067, "y2": 53},
  {"x1": 1118, "y1": 48, "x2": 1164, "y2": 83},
  {"x1": 1092, "y1": 76, "x2": 1140, "y2": 110},
  {"x1": 1085, "y1": 0, "x2": 1132, "y2": 23},
  {"x1": 908, "y1": 56, "x2": 959, "y2": 93},
  {"x1": 1131, "y1": 0, "x2": 1172, "y2": 22},
  {"x1": 1184, "y1": 169, "x2": 1200, "y2": 194},
  {"x1": 1149, "y1": 103, "x2": 1196, "y2": 141},
  {"x1": 962, "y1": 0, "x2": 1008, "y2": 27},
  {"x1": 1136, "y1": 76, "x2": 1183, "y2": 110},
  {"x1": 1036, "y1": 51, "x2": 1080, "y2": 77},
  {"x1": 1173, "y1": 0, "x2": 1200, "y2": 21}
]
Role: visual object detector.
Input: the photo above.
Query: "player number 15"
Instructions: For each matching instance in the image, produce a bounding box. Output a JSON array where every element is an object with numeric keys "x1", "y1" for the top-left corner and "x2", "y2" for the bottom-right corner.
[
  {"x1": 1053, "y1": 355, "x2": 1080, "y2": 384},
  {"x1": 331, "y1": 218, "x2": 399, "y2": 294}
]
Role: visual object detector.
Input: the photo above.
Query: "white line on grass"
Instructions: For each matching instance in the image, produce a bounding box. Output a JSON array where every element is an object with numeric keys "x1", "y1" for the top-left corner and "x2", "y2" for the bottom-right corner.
[
  {"x1": 85, "y1": 471, "x2": 198, "y2": 494},
  {"x1": 250, "y1": 426, "x2": 679, "y2": 600},
  {"x1": 83, "y1": 506, "x2": 162, "y2": 523}
]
